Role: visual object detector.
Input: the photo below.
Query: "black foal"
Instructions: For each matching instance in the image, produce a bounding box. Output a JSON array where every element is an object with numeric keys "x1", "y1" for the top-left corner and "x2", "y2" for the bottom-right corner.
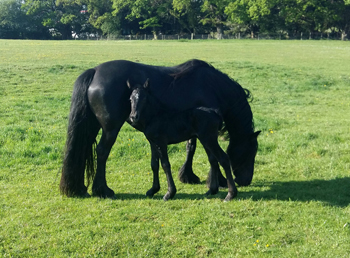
[{"x1": 127, "y1": 79, "x2": 237, "y2": 201}]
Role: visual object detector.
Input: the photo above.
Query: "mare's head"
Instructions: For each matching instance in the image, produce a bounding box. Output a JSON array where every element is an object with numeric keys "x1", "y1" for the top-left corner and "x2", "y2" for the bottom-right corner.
[
  {"x1": 228, "y1": 131, "x2": 260, "y2": 186},
  {"x1": 127, "y1": 79, "x2": 150, "y2": 126}
]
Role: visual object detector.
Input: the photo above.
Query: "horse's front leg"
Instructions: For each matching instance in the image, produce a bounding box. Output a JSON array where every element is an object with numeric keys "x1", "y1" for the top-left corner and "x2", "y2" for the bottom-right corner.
[
  {"x1": 178, "y1": 138, "x2": 201, "y2": 184},
  {"x1": 203, "y1": 147, "x2": 220, "y2": 196},
  {"x1": 146, "y1": 144, "x2": 161, "y2": 197},
  {"x1": 158, "y1": 145, "x2": 177, "y2": 201}
]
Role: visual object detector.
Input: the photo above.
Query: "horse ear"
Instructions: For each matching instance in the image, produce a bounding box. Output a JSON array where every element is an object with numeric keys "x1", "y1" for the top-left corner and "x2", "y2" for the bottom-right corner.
[
  {"x1": 126, "y1": 79, "x2": 132, "y2": 89},
  {"x1": 144, "y1": 78, "x2": 150, "y2": 89}
]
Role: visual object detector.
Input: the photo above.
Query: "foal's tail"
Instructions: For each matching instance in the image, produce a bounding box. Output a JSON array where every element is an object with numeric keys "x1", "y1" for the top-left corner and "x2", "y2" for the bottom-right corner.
[{"x1": 60, "y1": 69, "x2": 99, "y2": 197}]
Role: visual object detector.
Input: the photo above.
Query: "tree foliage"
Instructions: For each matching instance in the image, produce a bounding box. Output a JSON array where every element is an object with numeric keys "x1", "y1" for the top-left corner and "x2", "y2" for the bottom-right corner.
[{"x1": 0, "y1": 0, "x2": 349, "y2": 39}]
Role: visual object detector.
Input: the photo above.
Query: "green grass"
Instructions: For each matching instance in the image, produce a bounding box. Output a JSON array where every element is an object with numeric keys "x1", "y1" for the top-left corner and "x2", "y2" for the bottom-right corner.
[{"x1": 1, "y1": 39, "x2": 350, "y2": 257}]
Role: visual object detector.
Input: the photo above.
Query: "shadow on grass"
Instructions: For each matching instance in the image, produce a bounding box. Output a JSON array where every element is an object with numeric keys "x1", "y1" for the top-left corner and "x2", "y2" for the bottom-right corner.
[
  {"x1": 114, "y1": 192, "x2": 210, "y2": 201},
  {"x1": 238, "y1": 177, "x2": 350, "y2": 207},
  {"x1": 113, "y1": 177, "x2": 350, "y2": 207}
]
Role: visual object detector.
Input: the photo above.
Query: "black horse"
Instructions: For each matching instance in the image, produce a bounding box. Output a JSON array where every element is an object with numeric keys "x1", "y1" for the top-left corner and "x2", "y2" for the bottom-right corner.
[
  {"x1": 128, "y1": 79, "x2": 238, "y2": 201},
  {"x1": 60, "y1": 59, "x2": 259, "y2": 198}
]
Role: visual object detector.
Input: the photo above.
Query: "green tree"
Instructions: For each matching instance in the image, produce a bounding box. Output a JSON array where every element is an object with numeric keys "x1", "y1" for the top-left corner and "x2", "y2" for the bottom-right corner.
[
  {"x1": 112, "y1": 0, "x2": 174, "y2": 38},
  {"x1": 172, "y1": 0, "x2": 205, "y2": 34},
  {"x1": 200, "y1": 0, "x2": 231, "y2": 39},
  {"x1": 0, "y1": 0, "x2": 49, "y2": 39},
  {"x1": 0, "y1": 0, "x2": 26, "y2": 38},
  {"x1": 225, "y1": 0, "x2": 278, "y2": 37},
  {"x1": 331, "y1": 0, "x2": 350, "y2": 40},
  {"x1": 82, "y1": 0, "x2": 118, "y2": 36},
  {"x1": 23, "y1": 0, "x2": 87, "y2": 39},
  {"x1": 173, "y1": 0, "x2": 230, "y2": 38}
]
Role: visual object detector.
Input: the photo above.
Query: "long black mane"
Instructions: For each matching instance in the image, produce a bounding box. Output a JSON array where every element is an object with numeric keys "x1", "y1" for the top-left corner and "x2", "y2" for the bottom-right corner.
[{"x1": 170, "y1": 59, "x2": 212, "y2": 80}]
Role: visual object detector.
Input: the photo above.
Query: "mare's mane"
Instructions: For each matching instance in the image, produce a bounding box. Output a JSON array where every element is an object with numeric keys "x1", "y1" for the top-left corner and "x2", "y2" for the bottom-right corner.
[
  {"x1": 170, "y1": 59, "x2": 212, "y2": 80},
  {"x1": 163, "y1": 59, "x2": 255, "y2": 135},
  {"x1": 169, "y1": 59, "x2": 252, "y2": 101}
]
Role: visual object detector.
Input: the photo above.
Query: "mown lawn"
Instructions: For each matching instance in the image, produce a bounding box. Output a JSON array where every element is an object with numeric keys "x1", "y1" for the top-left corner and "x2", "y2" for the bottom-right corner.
[{"x1": 0, "y1": 39, "x2": 349, "y2": 257}]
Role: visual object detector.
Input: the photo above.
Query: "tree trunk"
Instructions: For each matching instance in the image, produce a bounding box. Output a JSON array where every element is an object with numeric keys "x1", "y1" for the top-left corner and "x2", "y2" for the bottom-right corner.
[
  {"x1": 216, "y1": 24, "x2": 223, "y2": 40},
  {"x1": 60, "y1": 24, "x2": 72, "y2": 40},
  {"x1": 341, "y1": 31, "x2": 347, "y2": 41},
  {"x1": 152, "y1": 30, "x2": 158, "y2": 40}
]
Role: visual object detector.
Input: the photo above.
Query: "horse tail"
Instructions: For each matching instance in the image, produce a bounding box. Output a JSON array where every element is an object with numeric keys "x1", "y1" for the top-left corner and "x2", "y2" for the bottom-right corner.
[{"x1": 60, "y1": 68, "x2": 99, "y2": 197}]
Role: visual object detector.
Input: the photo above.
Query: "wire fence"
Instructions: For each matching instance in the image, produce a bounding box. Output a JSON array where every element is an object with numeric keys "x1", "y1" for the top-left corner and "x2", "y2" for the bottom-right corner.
[{"x1": 78, "y1": 32, "x2": 349, "y2": 41}]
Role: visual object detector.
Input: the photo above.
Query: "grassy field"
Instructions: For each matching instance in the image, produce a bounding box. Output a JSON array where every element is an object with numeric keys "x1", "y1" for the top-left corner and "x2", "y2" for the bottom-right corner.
[{"x1": 1, "y1": 39, "x2": 350, "y2": 257}]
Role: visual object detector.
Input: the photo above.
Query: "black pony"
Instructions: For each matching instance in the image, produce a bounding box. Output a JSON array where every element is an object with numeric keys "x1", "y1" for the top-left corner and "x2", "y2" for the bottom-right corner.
[
  {"x1": 127, "y1": 79, "x2": 237, "y2": 201},
  {"x1": 60, "y1": 59, "x2": 259, "y2": 198}
]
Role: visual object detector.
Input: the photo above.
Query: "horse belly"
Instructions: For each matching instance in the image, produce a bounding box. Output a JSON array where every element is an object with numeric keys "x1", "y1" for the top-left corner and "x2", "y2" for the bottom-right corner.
[{"x1": 147, "y1": 121, "x2": 195, "y2": 145}]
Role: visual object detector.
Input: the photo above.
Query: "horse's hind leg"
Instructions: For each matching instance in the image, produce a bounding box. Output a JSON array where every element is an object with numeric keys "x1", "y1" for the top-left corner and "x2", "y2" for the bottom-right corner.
[
  {"x1": 92, "y1": 129, "x2": 119, "y2": 198},
  {"x1": 178, "y1": 138, "x2": 201, "y2": 184},
  {"x1": 179, "y1": 137, "x2": 227, "y2": 187}
]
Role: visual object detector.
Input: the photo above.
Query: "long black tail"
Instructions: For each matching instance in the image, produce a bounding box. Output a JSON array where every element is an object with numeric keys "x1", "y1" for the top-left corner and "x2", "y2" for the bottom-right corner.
[{"x1": 60, "y1": 69, "x2": 99, "y2": 197}]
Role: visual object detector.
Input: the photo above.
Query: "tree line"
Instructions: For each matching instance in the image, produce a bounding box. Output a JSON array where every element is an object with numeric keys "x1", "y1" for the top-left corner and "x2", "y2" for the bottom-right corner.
[{"x1": 1, "y1": 0, "x2": 349, "y2": 40}]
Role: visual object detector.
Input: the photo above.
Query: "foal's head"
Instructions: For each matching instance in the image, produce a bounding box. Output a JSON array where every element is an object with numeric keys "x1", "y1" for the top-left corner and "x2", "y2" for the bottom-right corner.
[{"x1": 127, "y1": 79, "x2": 150, "y2": 126}]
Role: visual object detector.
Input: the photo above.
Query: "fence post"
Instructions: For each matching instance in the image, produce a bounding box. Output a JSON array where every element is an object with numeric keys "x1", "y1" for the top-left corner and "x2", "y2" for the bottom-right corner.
[
  {"x1": 191, "y1": 33, "x2": 193, "y2": 40},
  {"x1": 301, "y1": 32, "x2": 303, "y2": 40}
]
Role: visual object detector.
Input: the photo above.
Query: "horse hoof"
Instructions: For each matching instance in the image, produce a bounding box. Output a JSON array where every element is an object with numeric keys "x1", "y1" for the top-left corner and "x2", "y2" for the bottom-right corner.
[
  {"x1": 178, "y1": 167, "x2": 201, "y2": 184},
  {"x1": 146, "y1": 187, "x2": 160, "y2": 197},
  {"x1": 224, "y1": 191, "x2": 237, "y2": 202},
  {"x1": 82, "y1": 192, "x2": 91, "y2": 198},
  {"x1": 205, "y1": 188, "x2": 219, "y2": 196},
  {"x1": 163, "y1": 191, "x2": 175, "y2": 201},
  {"x1": 92, "y1": 186, "x2": 115, "y2": 199},
  {"x1": 146, "y1": 191, "x2": 155, "y2": 198}
]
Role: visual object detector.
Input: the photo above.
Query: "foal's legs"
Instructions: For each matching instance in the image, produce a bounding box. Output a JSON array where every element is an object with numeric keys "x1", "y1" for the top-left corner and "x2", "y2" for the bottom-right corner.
[
  {"x1": 157, "y1": 144, "x2": 177, "y2": 201},
  {"x1": 200, "y1": 137, "x2": 237, "y2": 201},
  {"x1": 207, "y1": 168, "x2": 228, "y2": 188},
  {"x1": 146, "y1": 144, "x2": 161, "y2": 197},
  {"x1": 203, "y1": 147, "x2": 220, "y2": 196}
]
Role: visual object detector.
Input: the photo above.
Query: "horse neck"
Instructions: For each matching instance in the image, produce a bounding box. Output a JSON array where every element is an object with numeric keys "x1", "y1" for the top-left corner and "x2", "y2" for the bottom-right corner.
[
  {"x1": 141, "y1": 91, "x2": 167, "y2": 125},
  {"x1": 229, "y1": 97, "x2": 254, "y2": 139}
]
